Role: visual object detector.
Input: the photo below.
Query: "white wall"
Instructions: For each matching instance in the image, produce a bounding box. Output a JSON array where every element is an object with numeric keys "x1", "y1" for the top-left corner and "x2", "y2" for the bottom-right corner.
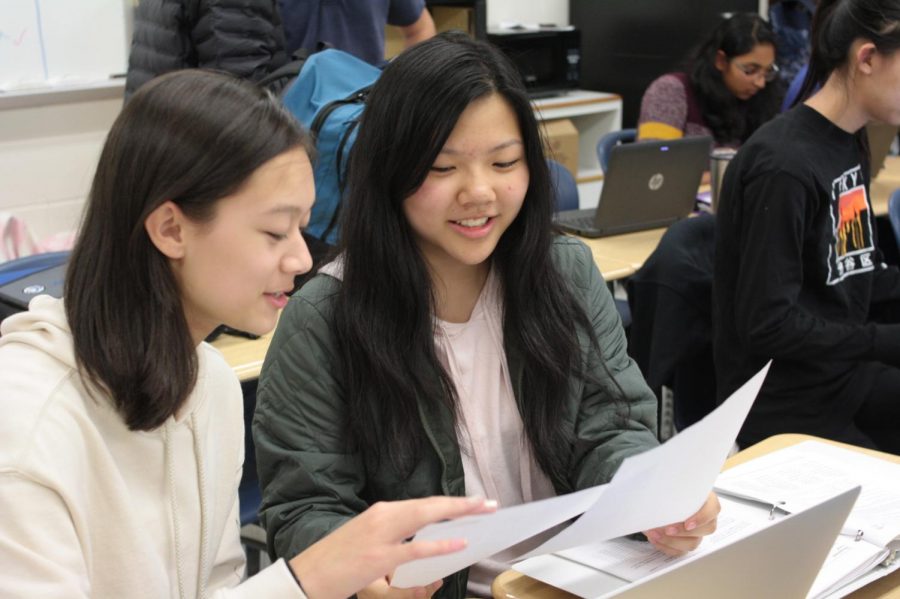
[
  {"x1": 487, "y1": 0, "x2": 568, "y2": 30},
  {"x1": 486, "y1": 0, "x2": 764, "y2": 31},
  {"x1": 0, "y1": 86, "x2": 122, "y2": 241}
]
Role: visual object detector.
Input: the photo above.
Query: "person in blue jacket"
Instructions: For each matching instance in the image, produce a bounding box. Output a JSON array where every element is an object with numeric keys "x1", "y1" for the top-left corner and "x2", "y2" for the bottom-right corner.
[{"x1": 278, "y1": 0, "x2": 436, "y2": 66}]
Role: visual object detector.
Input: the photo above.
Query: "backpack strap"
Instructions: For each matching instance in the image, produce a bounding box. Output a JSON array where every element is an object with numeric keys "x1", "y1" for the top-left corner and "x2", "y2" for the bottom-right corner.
[
  {"x1": 314, "y1": 85, "x2": 373, "y2": 241},
  {"x1": 258, "y1": 48, "x2": 312, "y2": 95}
]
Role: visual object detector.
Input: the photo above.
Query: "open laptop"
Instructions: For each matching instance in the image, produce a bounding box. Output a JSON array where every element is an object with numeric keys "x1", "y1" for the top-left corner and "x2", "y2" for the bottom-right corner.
[
  {"x1": 516, "y1": 485, "x2": 860, "y2": 599},
  {"x1": 0, "y1": 256, "x2": 68, "y2": 320},
  {"x1": 555, "y1": 136, "x2": 712, "y2": 238}
]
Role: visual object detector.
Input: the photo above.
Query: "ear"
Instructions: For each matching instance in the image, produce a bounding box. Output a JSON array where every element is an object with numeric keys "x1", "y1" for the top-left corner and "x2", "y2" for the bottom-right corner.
[
  {"x1": 714, "y1": 50, "x2": 729, "y2": 73},
  {"x1": 144, "y1": 200, "x2": 188, "y2": 259},
  {"x1": 855, "y1": 41, "x2": 878, "y2": 75}
]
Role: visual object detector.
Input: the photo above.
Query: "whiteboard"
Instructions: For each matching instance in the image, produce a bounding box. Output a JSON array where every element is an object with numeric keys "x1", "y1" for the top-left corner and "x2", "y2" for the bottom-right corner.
[{"x1": 0, "y1": 0, "x2": 128, "y2": 91}]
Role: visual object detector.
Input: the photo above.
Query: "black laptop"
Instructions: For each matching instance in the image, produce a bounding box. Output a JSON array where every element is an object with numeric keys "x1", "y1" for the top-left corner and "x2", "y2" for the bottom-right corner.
[{"x1": 555, "y1": 136, "x2": 712, "y2": 238}]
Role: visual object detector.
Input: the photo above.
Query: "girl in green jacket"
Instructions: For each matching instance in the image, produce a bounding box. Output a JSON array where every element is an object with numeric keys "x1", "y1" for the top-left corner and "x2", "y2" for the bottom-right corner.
[{"x1": 255, "y1": 31, "x2": 720, "y2": 599}]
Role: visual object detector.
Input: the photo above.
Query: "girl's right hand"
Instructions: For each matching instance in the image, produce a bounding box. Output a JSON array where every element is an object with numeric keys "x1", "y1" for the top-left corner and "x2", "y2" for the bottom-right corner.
[
  {"x1": 287, "y1": 495, "x2": 496, "y2": 599},
  {"x1": 358, "y1": 576, "x2": 443, "y2": 599}
]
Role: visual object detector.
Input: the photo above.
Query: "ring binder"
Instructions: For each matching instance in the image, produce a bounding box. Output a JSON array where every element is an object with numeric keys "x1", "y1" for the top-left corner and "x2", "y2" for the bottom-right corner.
[
  {"x1": 767, "y1": 501, "x2": 786, "y2": 520},
  {"x1": 713, "y1": 439, "x2": 900, "y2": 598}
]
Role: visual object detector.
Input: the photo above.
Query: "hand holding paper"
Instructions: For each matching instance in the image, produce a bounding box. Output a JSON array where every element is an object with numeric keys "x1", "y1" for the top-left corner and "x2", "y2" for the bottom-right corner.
[
  {"x1": 389, "y1": 362, "x2": 771, "y2": 588},
  {"x1": 643, "y1": 491, "x2": 722, "y2": 556}
]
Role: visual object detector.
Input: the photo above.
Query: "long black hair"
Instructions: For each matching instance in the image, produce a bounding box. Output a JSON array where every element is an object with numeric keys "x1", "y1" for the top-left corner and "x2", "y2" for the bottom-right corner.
[
  {"x1": 691, "y1": 12, "x2": 781, "y2": 144},
  {"x1": 797, "y1": 0, "x2": 900, "y2": 103},
  {"x1": 66, "y1": 70, "x2": 309, "y2": 431},
  {"x1": 333, "y1": 31, "x2": 611, "y2": 488}
]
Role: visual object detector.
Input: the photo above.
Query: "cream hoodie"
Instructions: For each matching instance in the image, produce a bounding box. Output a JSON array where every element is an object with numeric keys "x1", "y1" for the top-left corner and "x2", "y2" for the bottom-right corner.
[{"x1": 0, "y1": 296, "x2": 304, "y2": 598}]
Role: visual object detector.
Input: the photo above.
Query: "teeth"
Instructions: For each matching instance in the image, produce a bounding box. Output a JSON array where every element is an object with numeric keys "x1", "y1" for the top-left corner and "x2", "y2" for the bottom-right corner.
[{"x1": 456, "y1": 217, "x2": 489, "y2": 227}]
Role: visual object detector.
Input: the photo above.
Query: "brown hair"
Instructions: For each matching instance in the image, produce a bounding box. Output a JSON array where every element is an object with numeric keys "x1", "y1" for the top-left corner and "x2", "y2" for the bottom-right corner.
[{"x1": 66, "y1": 70, "x2": 310, "y2": 430}]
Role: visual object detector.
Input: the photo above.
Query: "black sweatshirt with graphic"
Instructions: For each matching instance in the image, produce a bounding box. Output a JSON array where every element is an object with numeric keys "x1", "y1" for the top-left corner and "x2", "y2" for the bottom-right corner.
[{"x1": 713, "y1": 105, "x2": 900, "y2": 446}]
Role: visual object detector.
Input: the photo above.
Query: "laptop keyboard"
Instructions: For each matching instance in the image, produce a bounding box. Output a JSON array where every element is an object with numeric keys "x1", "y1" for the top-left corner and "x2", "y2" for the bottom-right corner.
[{"x1": 559, "y1": 214, "x2": 597, "y2": 229}]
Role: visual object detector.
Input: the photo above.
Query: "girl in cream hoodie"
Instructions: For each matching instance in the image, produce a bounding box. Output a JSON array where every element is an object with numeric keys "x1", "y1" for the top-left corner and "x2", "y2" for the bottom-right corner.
[{"x1": 0, "y1": 70, "x2": 493, "y2": 599}]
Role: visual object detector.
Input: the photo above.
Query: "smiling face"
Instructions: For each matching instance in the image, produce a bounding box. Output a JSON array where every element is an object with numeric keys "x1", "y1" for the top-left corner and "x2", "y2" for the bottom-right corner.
[
  {"x1": 402, "y1": 92, "x2": 529, "y2": 283},
  {"x1": 717, "y1": 42, "x2": 777, "y2": 101},
  {"x1": 174, "y1": 147, "x2": 315, "y2": 342}
]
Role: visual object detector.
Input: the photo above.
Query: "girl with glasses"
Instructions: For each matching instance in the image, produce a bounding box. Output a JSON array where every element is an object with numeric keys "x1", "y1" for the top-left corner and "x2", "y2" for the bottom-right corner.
[{"x1": 638, "y1": 12, "x2": 782, "y2": 148}]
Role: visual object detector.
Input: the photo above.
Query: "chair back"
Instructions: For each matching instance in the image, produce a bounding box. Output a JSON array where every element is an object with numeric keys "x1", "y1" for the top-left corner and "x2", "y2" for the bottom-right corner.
[
  {"x1": 626, "y1": 214, "x2": 716, "y2": 435},
  {"x1": 596, "y1": 128, "x2": 636, "y2": 173},
  {"x1": 547, "y1": 159, "x2": 579, "y2": 211},
  {"x1": 889, "y1": 188, "x2": 900, "y2": 248}
]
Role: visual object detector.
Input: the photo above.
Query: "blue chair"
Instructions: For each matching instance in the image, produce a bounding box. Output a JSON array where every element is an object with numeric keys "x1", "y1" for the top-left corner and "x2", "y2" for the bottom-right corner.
[
  {"x1": 596, "y1": 128, "x2": 637, "y2": 173},
  {"x1": 238, "y1": 379, "x2": 267, "y2": 575},
  {"x1": 0, "y1": 251, "x2": 70, "y2": 321},
  {"x1": 547, "y1": 158, "x2": 579, "y2": 211},
  {"x1": 888, "y1": 189, "x2": 900, "y2": 248},
  {"x1": 781, "y1": 63, "x2": 809, "y2": 112},
  {"x1": 0, "y1": 251, "x2": 69, "y2": 287}
]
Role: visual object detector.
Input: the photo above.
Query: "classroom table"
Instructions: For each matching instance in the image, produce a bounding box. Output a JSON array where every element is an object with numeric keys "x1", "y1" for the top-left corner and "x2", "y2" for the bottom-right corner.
[
  {"x1": 212, "y1": 328, "x2": 276, "y2": 382},
  {"x1": 871, "y1": 155, "x2": 900, "y2": 217},
  {"x1": 580, "y1": 227, "x2": 667, "y2": 280},
  {"x1": 491, "y1": 434, "x2": 900, "y2": 599}
]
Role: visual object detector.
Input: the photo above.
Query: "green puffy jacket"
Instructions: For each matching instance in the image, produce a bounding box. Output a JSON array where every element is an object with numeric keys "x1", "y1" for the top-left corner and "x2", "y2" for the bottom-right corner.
[{"x1": 253, "y1": 236, "x2": 659, "y2": 598}]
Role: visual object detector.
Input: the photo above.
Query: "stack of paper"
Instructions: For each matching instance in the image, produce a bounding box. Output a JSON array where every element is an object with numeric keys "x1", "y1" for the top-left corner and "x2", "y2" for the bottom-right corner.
[
  {"x1": 714, "y1": 441, "x2": 900, "y2": 598},
  {"x1": 389, "y1": 363, "x2": 771, "y2": 588}
]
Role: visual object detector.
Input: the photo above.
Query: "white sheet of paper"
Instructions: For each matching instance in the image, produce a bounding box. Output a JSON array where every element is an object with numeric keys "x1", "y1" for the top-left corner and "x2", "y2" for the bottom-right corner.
[
  {"x1": 390, "y1": 361, "x2": 770, "y2": 588},
  {"x1": 715, "y1": 440, "x2": 900, "y2": 548},
  {"x1": 389, "y1": 484, "x2": 608, "y2": 588},
  {"x1": 518, "y1": 361, "x2": 770, "y2": 558},
  {"x1": 556, "y1": 496, "x2": 771, "y2": 582}
]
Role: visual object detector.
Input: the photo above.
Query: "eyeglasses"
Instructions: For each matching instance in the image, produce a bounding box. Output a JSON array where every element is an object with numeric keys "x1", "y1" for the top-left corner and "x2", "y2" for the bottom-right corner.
[{"x1": 732, "y1": 60, "x2": 780, "y2": 83}]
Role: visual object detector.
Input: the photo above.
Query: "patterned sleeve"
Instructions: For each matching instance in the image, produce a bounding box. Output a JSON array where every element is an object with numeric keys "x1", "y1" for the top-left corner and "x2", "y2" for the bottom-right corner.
[{"x1": 637, "y1": 74, "x2": 689, "y2": 141}]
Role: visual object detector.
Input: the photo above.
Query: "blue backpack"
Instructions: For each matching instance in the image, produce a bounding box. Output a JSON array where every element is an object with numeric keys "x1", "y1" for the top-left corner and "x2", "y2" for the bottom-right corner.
[{"x1": 282, "y1": 49, "x2": 381, "y2": 245}]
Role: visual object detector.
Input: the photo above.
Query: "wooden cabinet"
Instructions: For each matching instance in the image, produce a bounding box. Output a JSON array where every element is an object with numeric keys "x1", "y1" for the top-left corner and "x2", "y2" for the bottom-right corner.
[{"x1": 533, "y1": 90, "x2": 623, "y2": 209}]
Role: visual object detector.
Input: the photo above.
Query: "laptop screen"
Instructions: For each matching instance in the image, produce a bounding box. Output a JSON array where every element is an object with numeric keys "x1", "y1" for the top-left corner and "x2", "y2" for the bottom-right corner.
[{"x1": 554, "y1": 136, "x2": 712, "y2": 238}]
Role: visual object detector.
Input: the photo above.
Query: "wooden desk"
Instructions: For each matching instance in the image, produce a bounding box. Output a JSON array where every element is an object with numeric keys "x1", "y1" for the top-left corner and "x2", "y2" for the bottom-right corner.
[
  {"x1": 872, "y1": 155, "x2": 900, "y2": 217},
  {"x1": 493, "y1": 434, "x2": 900, "y2": 599},
  {"x1": 580, "y1": 228, "x2": 667, "y2": 280},
  {"x1": 211, "y1": 329, "x2": 275, "y2": 382}
]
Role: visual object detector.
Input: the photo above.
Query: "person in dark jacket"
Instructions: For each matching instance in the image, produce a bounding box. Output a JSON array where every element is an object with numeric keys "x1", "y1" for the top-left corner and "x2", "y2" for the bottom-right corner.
[
  {"x1": 254, "y1": 32, "x2": 720, "y2": 599},
  {"x1": 714, "y1": 0, "x2": 900, "y2": 453},
  {"x1": 125, "y1": 0, "x2": 288, "y2": 97}
]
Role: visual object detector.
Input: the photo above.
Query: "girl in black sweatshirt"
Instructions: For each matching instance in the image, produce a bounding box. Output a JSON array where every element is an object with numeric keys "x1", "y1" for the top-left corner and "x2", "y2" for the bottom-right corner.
[{"x1": 714, "y1": 0, "x2": 900, "y2": 454}]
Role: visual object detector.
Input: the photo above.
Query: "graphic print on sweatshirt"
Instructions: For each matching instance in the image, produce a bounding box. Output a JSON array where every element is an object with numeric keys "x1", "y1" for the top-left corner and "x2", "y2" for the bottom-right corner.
[{"x1": 827, "y1": 165, "x2": 874, "y2": 285}]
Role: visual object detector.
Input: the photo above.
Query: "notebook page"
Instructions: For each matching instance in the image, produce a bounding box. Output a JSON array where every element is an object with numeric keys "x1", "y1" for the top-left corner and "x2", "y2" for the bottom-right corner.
[{"x1": 715, "y1": 441, "x2": 900, "y2": 547}]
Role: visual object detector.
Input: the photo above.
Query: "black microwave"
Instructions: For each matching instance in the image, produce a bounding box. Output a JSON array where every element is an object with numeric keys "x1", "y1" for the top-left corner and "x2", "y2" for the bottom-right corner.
[{"x1": 486, "y1": 28, "x2": 581, "y2": 98}]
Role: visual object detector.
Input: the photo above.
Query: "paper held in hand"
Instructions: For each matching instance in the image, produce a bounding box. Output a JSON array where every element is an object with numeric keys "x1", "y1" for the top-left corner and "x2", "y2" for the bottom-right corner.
[{"x1": 388, "y1": 362, "x2": 771, "y2": 589}]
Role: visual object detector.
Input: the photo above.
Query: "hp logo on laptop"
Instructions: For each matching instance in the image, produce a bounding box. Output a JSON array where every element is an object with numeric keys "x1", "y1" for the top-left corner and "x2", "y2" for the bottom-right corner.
[{"x1": 648, "y1": 173, "x2": 665, "y2": 191}]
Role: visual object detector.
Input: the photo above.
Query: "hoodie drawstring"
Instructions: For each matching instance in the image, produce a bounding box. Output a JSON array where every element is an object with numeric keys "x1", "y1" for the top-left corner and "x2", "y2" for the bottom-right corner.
[
  {"x1": 165, "y1": 415, "x2": 210, "y2": 599},
  {"x1": 164, "y1": 422, "x2": 187, "y2": 599},
  {"x1": 193, "y1": 412, "x2": 209, "y2": 599}
]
